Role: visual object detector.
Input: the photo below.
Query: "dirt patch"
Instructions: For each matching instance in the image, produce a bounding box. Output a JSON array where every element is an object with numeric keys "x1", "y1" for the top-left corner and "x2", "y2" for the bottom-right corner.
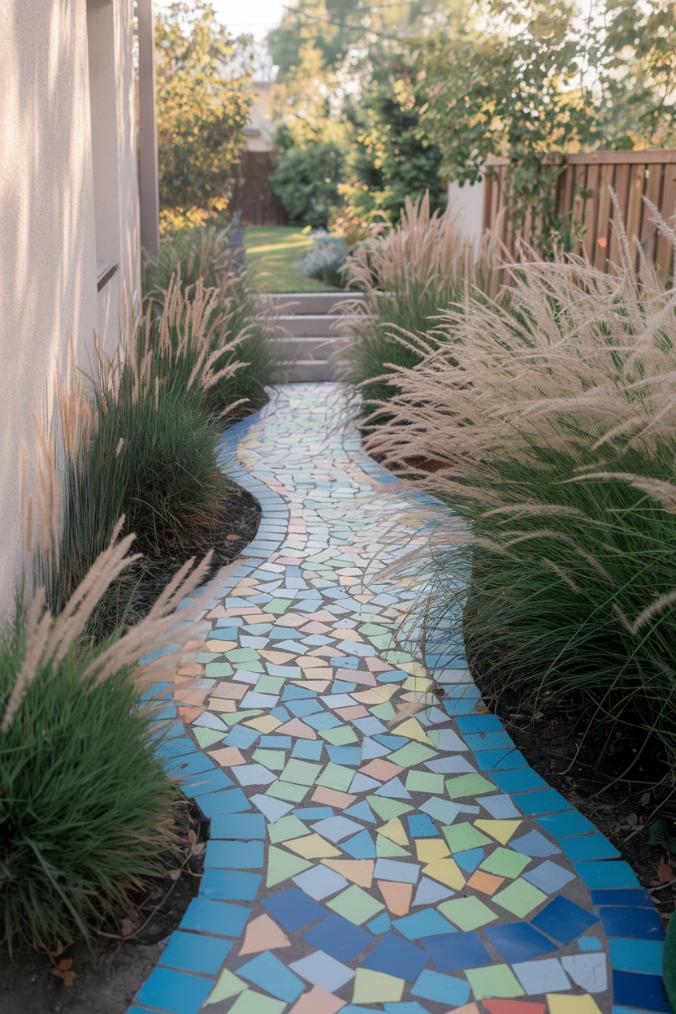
[{"x1": 0, "y1": 798, "x2": 207, "y2": 1014}]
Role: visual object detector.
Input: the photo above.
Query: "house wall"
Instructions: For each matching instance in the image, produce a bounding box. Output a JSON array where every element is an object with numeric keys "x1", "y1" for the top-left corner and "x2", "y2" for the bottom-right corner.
[
  {"x1": 0, "y1": 0, "x2": 142, "y2": 617},
  {"x1": 447, "y1": 178, "x2": 485, "y2": 251}
]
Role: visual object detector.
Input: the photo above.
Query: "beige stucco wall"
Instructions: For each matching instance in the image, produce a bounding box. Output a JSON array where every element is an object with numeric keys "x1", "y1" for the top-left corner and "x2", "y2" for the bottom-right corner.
[{"x1": 0, "y1": 0, "x2": 141, "y2": 617}]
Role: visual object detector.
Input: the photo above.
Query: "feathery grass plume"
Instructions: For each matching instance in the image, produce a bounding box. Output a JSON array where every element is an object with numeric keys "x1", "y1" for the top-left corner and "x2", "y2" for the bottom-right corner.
[
  {"x1": 366, "y1": 206, "x2": 676, "y2": 766},
  {"x1": 0, "y1": 534, "x2": 214, "y2": 951},
  {"x1": 337, "y1": 193, "x2": 478, "y2": 416},
  {"x1": 144, "y1": 224, "x2": 280, "y2": 414}
]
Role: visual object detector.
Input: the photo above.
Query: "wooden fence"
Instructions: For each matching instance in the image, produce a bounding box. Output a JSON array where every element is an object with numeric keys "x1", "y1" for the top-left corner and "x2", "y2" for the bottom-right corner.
[
  {"x1": 483, "y1": 149, "x2": 676, "y2": 278},
  {"x1": 229, "y1": 150, "x2": 288, "y2": 226}
]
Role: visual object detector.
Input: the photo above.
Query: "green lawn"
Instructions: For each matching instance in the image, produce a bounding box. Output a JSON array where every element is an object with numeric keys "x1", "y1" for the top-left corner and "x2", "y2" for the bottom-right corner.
[{"x1": 244, "y1": 226, "x2": 339, "y2": 293}]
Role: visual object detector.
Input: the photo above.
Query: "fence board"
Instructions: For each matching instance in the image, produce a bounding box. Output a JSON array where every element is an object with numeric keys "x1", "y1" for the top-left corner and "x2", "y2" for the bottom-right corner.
[
  {"x1": 483, "y1": 149, "x2": 676, "y2": 279},
  {"x1": 230, "y1": 150, "x2": 288, "y2": 226}
]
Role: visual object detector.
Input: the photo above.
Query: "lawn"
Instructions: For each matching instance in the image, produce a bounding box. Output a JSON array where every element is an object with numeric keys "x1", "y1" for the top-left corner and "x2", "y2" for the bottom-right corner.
[{"x1": 244, "y1": 226, "x2": 339, "y2": 293}]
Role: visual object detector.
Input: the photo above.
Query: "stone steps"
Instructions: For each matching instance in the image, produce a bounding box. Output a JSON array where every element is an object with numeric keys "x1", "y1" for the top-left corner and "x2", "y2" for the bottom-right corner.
[{"x1": 269, "y1": 291, "x2": 364, "y2": 382}]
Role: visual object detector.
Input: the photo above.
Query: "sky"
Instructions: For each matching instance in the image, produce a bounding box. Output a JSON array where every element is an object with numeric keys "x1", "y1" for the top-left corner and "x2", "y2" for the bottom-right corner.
[{"x1": 155, "y1": 0, "x2": 286, "y2": 39}]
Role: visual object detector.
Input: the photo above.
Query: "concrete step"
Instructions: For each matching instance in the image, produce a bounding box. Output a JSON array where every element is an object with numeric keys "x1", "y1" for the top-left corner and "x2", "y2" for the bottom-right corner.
[
  {"x1": 273, "y1": 314, "x2": 344, "y2": 338},
  {"x1": 275, "y1": 335, "x2": 336, "y2": 361},
  {"x1": 267, "y1": 292, "x2": 364, "y2": 315},
  {"x1": 284, "y1": 358, "x2": 339, "y2": 383}
]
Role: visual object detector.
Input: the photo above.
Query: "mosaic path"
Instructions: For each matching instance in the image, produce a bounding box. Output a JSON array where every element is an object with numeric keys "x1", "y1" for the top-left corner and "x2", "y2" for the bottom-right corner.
[{"x1": 130, "y1": 384, "x2": 667, "y2": 1014}]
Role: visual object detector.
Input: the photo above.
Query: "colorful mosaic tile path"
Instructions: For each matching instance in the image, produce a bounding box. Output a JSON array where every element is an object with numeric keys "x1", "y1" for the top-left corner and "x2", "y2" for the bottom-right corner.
[{"x1": 130, "y1": 384, "x2": 668, "y2": 1014}]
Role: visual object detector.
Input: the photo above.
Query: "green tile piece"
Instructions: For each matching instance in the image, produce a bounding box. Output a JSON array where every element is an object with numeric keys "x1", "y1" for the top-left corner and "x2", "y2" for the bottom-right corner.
[
  {"x1": 205, "y1": 662, "x2": 233, "y2": 677},
  {"x1": 492, "y1": 878, "x2": 547, "y2": 917},
  {"x1": 438, "y1": 895, "x2": 498, "y2": 931},
  {"x1": 465, "y1": 964, "x2": 524, "y2": 1000},
  {"x1": 282, "y1": 759, "x2": 322, "y2": 786},
  {"x1": 266, "y1": 780, "x2": 308, "y2": 803},
  {"x1": 383, "y1": 650, "x2": 414, "y2": 664},
  {"x1": 405, "y1": 770, "x2": 445, "y2": 795},
  {"x1": 371, "y1": 702, "x2": 396, "y2": 721},
  {"x1": 387, "y1": 743, "x2": 437, "y2": 768},
  {"x1": 268, "y1": 815, "x2": 308, "y2": 844},
  {"x1": 359, "y1": 623, "x2": 391, "y2": 637},
  {"x1": 228, "y1": 990, "x2": 286, "y2": 1014},
  {"x1": 266, "y1": 845, "x2": 312, "y2": 887},
  {"x1": 368, "y1": 797, "x2": 414, "y2": 821},
  {"x1": 480, "y1": 846, "x2": 531, "y2": 879},
  {"x1": 353, "y1": 969, "x2": 405, "y2": 1004},
  {"x1": 253, "y1": 749, "x2": 286, "y2": 771},
  {"x1": 263, "y1": 598, "x2": 293, "y2": 614},
  {"x1": 370, "y1": 634, "x2": 394, "y2": 649},
  {"x1": 321, "y1": 725, "x2": 359, "y2": 746},
  {"x1": 376, "y1": 836, "x2": 409, "y2": 857},
  {"x1": 205, "y1": 969, "x2": 247, "y2": 1005},
  {"x1": 317, "y1": 763, "x2": 354, "y2": 792},
  {"x1": 255, "y1": 675, "x2": 285, "y2": 694},
  {"x1": 225, "y1": 648, "x2": 261, "y2": 663},
  {"x1": 221, "y1": 709, "x2": 263, "y2": 727},
  {"x1": 445, "y1": 773, "x2": 497, "y2": 797},
  {"x1": 328, "y1": 884, "x2": 385, "y2": 925},
  {"x1": 442, "y1": 822, "x2": 492, "y2": 853},
  {"x1": 194, "y1": 728, "x2": 224, "y2": 748}
]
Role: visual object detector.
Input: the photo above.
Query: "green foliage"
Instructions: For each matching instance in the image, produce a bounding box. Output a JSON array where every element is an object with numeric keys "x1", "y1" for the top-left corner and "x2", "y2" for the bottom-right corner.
[
  {"x1": 271, "y1": 142, "x2": 345, "y2": 227},
  {"x1": 420, "y1": 0, "x2": 676, "y2": 249},
  {"x1": 302, "y1": 231, "x2": 350, "y2": 287},
  {"x1": 156, "y1": 1, "x2": 252, "y2": 217},
  {"x1": 0, "y1": 629, "x2": 177, "y2": 951},
  {"x1": 345, "y1": 45, "x2": 445, "y2": 222}
]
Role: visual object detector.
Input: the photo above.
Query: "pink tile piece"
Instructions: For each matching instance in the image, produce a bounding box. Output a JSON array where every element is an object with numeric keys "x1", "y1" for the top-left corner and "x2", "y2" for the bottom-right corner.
[
  {"x1": 360, "y1": 759, "x2": 403, "y2": 781},
  {"x1": 239, "y1": 913, "x2": 291, "y2": 954},
  {"x1": 290, "y1": 987, "x2": 346, "y2": 1013},
  {"x1": 312, "y1": 786, "x2": 356, "y2": 809},
  {"x1": 276, "y1": 718, "x2": 318, "y2": 739}
]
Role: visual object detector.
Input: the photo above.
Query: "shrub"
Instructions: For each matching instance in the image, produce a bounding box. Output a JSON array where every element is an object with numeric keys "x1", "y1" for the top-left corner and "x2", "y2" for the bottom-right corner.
[
  {"x1": 144, "y1": 225, "x2": 277, "y2": 416},
  {"x1": 338, "y1": 193, "x2": 475, "y2": 415},
  {"x1": 0, "y1": 538, "x2": 210, "y2": 952},
  {"x1": 270, "y1": 142, "x2": 345, "y2": 228},
  {"x1": 302, "y1": 231, "x2": 350, "y2": 287},
  {"x1": 366, "y1": 216, "x2": 676, "y2": 765}
]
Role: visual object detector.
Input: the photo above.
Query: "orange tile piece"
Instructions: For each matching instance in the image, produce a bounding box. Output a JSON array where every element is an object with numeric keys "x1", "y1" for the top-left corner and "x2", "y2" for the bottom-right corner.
[
  {"x1": 210, "y1": 682, "x2": 248, "y2": 700},
  {"x1": 290, "y1": 987, "x2": 346, "y2": 1014},
  {"x1": 323, "y1": 859, "x2": 375, "y2": 888},
  {"x1": 377, "y1": 880, "x2": 413, "y2": 916},
  {"x1": 467, "y1": 870, "x2": 505, "y2": 896},
  {"x1": 239, "y1": 913, "x2": 290, "y2": 955},
  {"x1": 446, "y1": 1005, "x2": 480, "y2": 1014},
  {"x1": 360, "y1": 759, "x2": 403, "y2": 781},
  {"x1": 174, "y1": 689, "x2": 208, "y2": 706},
  {"x1": 276, "y1": 718, "x2": 318, "y2": 739},
  {"x1": 336, "y1": 705, "x2": 369, "y2": 720},
  {"x1": 209, "y1": 747, "x2": 245, "y2": 767},
  {"x1": 312, "y1": 786, "x2": 356, "y2": 809},
  {"x1": 177, "y1": 706, "x2": 202, "y2": 723},
  {"x1": 484, "y1": 1003, "x2": 545, "y2": 1014},
  {"x1": 209, "y1": 698, "x2": 236, "y2": 713}
]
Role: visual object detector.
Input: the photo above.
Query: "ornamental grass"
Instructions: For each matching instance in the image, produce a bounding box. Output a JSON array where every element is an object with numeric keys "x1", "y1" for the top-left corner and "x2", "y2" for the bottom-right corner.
[{"x1": 366, "y1": 211, "x2": 676, "y2": 765}]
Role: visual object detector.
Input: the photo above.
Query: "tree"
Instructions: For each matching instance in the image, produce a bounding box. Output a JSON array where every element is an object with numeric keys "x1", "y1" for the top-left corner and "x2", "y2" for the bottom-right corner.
[
  {"x1": 155, "y1": 1, "x2": 253, "y2": 220},
  {"x1": 270, "y1": 142, "x2": 345, "y2": 227}
]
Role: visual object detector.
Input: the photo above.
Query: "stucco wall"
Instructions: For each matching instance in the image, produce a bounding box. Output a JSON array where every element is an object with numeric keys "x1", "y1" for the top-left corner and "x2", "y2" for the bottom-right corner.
[
  {"x1": 447, "y1": 178, "x2": 486, "y2": 251},
  {"x1": 0, "y1": 0, "x2": 141, "y2": 617}
]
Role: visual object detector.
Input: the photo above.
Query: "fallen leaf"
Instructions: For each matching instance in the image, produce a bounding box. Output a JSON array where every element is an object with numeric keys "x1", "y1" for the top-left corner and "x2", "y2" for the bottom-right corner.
[
  {"x1": 121, "y1": 918, "x2": 136, "y2": 937},
  {"x1": 51, "y1": 959, "x2": 76, "y2": 987},
  {"x1": 658, "y1": 862, "x2": 675, "y2": 884}
]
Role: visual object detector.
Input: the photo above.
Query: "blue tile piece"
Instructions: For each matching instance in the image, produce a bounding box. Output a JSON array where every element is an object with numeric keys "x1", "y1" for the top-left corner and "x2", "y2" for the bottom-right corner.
[
  {"x1": 165, "y1": 753, "x2": 214, "y2": 778},
  {"x1": 136, "y1": 968, "x2": 212, "y2": 1014},
  {"x1": 591, "y1": 888, "x2": 653, "y2": 907},
  {"x1": 579, "y1": 935, "x2": 603, "y2": 951},
  {"x1": 180, "y1": 898, "x2": 249, "y2": 937},
  {"x1": 411, "y1": 968, "x2": 471, "y2": 1006},
  {"x1": 210, "y1": 813, "x2": 265, "y2": 839},
  {"x1": 184, "y1": 768, "x2": 234, "y2": 795},
  {"x1": 612, "y1": 970, "x2": 671, "y2": 1012},
  {"x1": 342, "y1": 829, "x2": 377, "y2": 858},
  {"x1": 562, "y1": 833, "x2": 620, "y2": 861},
  {"x1": 239, "y1": 952, "x2": 304, "y2": 1003},
  {"x1": 293, "y1": 740, "x2": 324, "y2": 760},
  {"x1": 574, "y1": 860, "x2": 640, "y2": 890},
  {"x1": 383, "y1": 1004, "x2": 428, "y2": 1014},
  {"x1": 345, "y1": 801, "x2": 376, "y2": 823},
  {"x1": 485, "y1": 922, "x2": 557, "y2": 962},
  {"x1": 368, "y1": 912, "x2": 392, "y2": 934},
  {"x1": 195, "y1": 788, "x2": 251, "y2": 818},
  {"x1": 422, "y1": 931, "x2": 491, "y2": 971},
  {"x1": 610, "y1": 939, "x2": 664, "y2": 974},
  {"x1": 406, "y1": 814, "x2": 437, "y2": 838},
  {"x1": 536, "y1": 810, "x2": 597, "y2": 838},
  {"x1": 302, "y1": 913, "x2": 372, "y2": 962},
  {"x1": 474, "y1": 748, "x2": 527, "y2": 771},
  {"x1": 200, "y1": 869, "x2": 262, "y2": 900},
  {"x1": 600, "y1": 906, "x2": 664, "y2": 939},
  {"x1": 393, "y1": 910, "x2": 455, "y2": 940},
  {"x1": 327, "y1": 745, "x2": 362, "y2": 766},
  {"x1": 491, "y1": 769, "x2": 547, "y2": 793},
  {"x1": 205, "y1": 841, "x2": 264, "y2": 869},
  {"x1": 513, "y1": 788, "x2": 570, "y2": 814},
  {"x1": 262, "y1": 886, "x2": 326, "y2": 931},
  {"x1": 531, "y1": 896, "x2": 598, "y2": 944},
  {"x1": 295, "y1": 806, "x2": 334, "y2": 820},
  {"x1": 455, "y1": 714, "x2": 502, "y2": 732},
  {"x1": 160, "y1": 930, "x2": 232, "y2": 974},
  {"x1": 363, "y1": 934, "x2": 428, "y2": 980},
  {"x1": 454, "y1": 847, "x2": 484, "y2": 873}
]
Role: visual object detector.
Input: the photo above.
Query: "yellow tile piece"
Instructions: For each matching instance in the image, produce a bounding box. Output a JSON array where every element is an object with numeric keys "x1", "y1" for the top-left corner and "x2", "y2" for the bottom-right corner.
[
  {"x1": 353, "y1": 687, "x2": 398, "y2": 704},
  {"x1": 245, "y1": 715, "x2": 281, "y2": 733},
  {"x1": 547, "y1": 996, "x2": 602, "y2": 1014},
  {"x1": 378, "y1": 818, "x2": 408, "y2": 846},
  {"x1": 415, "y1": 838, "x2": 450, "y2": 862},
  {"x1": 399, "y1": 662, "x2": 428, "y2": 677},
  {"x1": 402, "y1": 676, "x2": 433, "y2": 693},
  {"x1": 389, "y1": 717, "x2": 433, "y2": 745},
  {"x1": 353, "y1": 969, "x2": 404, "y2": 1004},
  {"x1": 322, "y1": 859, "x2": 374, "y2": 887},
  {"x1": 423, "y1": 857, "x2": 465, "y2": 890},
  {"x1": 475, "y1": 819, "x2": 522, "y2": 844},
  {"x1": 297, "y1": 656, "x2": 327, "y2": 669},
  {"x1": 285, "y1": 834, "x2": 342, "y2": 859}
]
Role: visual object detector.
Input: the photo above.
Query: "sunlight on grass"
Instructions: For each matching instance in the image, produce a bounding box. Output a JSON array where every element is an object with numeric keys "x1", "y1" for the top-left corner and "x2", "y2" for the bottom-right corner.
[{"x1": 245, "y1": 226, "x2": 339, "y2": 293}]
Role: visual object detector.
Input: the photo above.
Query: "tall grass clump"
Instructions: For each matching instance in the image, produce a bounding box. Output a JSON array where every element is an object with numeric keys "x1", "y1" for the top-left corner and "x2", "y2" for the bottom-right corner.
[
  {"x1": 338, "y1": 193, "x2": 476, "y2": 415},
  {"x1": 144, "y1": 224, "x2": 278, "y2": 415},
  {"x1": 367, "y1": 213, "x2": 676, "y2": 766},
  {"x1": 0, "y1": 535, "x2": 211, "y2": 952}
]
